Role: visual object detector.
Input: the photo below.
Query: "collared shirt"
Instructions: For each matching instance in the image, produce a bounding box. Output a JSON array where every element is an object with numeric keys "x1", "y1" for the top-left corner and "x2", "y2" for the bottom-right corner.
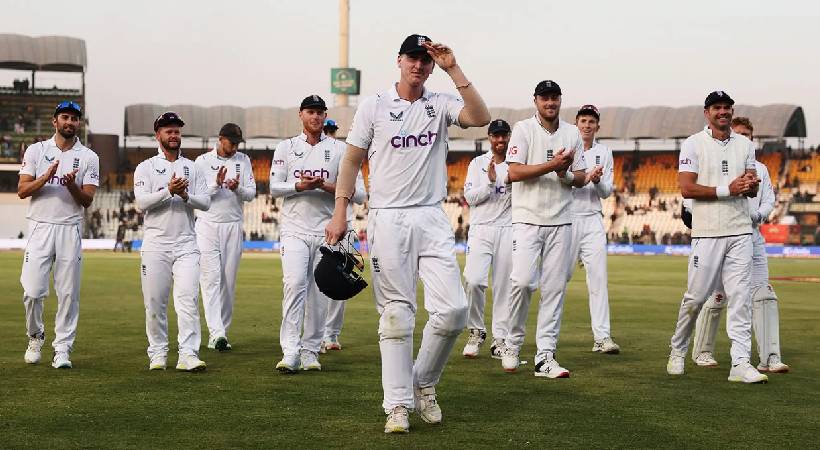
[
  {"x1": 19, "y1": 135, "x2": 100, "y2": 225},
  {"x1": 269, "y1": 133, "x2": 366, "y2": 235},
  {"x1": 194, "y1": 148, "x2": 256, "y2": 223},
  {"x1": 463, "y1": 152, "x2": 511, "y2": 226},
  {"x1": 346, "y1": 84, "x2": 464, "y2": 209},
  {"x1": 571, "y1": 141, "x2": 614, "y2": 216},
  {"x1": 678, "y1": 126, "x2": 756, "y2": 237},
  {"x1": 133, "y1": 148, "x2": 210, "y2": 251},
  {"x1": 506, "y1": 116, "x2": 586, "y2": 226}
]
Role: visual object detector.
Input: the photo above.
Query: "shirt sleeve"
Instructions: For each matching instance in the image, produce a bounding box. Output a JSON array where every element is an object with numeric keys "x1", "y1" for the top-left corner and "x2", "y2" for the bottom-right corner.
[
  {"x1": 195, "y1": 155, "x2": 219, "y2": 196},
  {"x1": 269, "y1": 141, "x2": 297, "y2": 197},
  {"x1": 754, "y1": 164, "x2": 775, "y2": 224},
  {"x1": 595, "y1": 147, "x2": 614, "y2": 199},
  {"x1": 19, "y1": 143, "x2": 38, "y2": 176},
  {"x1": 185, "y1": 163, "x2": 211, "y2": 211},
  {"x1": 745, "y1": 140, "x2": 757, "y2": 171},
  {"x1": 463, "y1": 157, "x2": 493, "y2": 206},
  {"x1": 443, "y1": 93, "x2": 465, "y2": 128},
  {"x1": 82, "y1": 153, "x2": 100, "y2": 186},
  {"x1": 506, "y1": 122, "x2": 529, "y2": 165},
  {"x1": 346, "y1": 96, "x2": 376, "y2": 150},
  {"x1": 350, "y1": 171, "x2": 367, "y2": 204},
  {"x1": 237, "y1": 156, "x2": 257, "y2": 202},
  {"x1": 678, "y1": 138, "x2": 699, "y2": 173},
  {"x1": 134, "y1": 161, "x2": 171, "y2": 211}
]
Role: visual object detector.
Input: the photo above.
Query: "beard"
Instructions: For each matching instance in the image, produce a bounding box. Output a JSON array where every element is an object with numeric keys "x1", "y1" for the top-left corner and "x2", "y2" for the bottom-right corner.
[
  {"x1": 160, "y1": 137, "x2": 181, "y2": 151},
  {"x1": 57, "y1": 126, "x2": 76, "y2": 140}
]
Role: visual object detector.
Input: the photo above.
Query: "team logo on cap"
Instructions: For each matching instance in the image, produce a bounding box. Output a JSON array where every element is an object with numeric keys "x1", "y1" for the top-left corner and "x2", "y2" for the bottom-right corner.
[
  {"x1": 545, "y1": 81, "x2": 552, "y2": 88},
  {"x1": 312, "y1": 95, "x2": 319, "y2": 102},
  {"x1": 716, "y1": 91, "x2": 725, "y2": 97},
  {"x1": 417, "y1": 36, "x2": 427, "y2": 46}
]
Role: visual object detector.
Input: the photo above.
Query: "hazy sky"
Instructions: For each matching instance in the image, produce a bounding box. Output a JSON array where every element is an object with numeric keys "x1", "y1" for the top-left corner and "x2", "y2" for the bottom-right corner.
[{"x1": 4, "y1": 0, "x2": 820, "y2": 145}]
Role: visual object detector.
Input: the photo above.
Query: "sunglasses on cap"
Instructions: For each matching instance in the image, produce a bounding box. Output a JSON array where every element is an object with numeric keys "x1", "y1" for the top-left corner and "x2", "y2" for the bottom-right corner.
[{"x1": 54, "y1": 100, "x2": 82, "y2": 116}]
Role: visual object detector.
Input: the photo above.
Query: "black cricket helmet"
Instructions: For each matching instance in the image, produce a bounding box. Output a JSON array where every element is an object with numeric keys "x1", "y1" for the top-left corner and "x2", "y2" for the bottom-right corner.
[{"x1": 314, "y1": 232, "x2": 368, "y2": 301}]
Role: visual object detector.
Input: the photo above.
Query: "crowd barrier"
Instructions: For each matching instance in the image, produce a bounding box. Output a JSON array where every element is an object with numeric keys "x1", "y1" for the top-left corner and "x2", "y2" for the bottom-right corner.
[{"x1": 1, "y1": 239, "x2": 818, "y2": 258}]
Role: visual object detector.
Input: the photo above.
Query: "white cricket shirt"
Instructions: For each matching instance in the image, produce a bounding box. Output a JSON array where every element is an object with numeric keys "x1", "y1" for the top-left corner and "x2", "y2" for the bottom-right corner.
[
  {"x1": 346, "y1": 84, "x2": 464, "y2": 209},
  {"x1": 19, "y1": 135, "x2": 100, "y2": 225},
  {"x1": 571, "y1": 141, "x2": 614, "y2": 216},
  {"x1": 134, "y1": 148, "x2": 211, "y2": 251},
  {"x1": 679, "y1": 127, "x2": 756, "y2": 238},
  {"x1": 463, "y1": 152, "x2": 511, "y2": 226},
  {"x1": 270, "y1": 133, "x2": 366, "y2": 235},
  {"x1": 194, "y1": 148, "x2": 256, "y2": 223},
  {"x1": 506, "y1": 116, "x2": 586, "y2": 226}
]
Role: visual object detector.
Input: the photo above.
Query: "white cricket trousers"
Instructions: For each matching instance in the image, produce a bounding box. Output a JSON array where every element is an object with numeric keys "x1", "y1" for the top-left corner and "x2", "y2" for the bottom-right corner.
[
  {"x1": 196, "y1": 220, "x2": 243, "y2": 340},
  {"x1": 141, "y1": 248, "x2": 202, "y2": 358},
  {"x1": 279, "y1": 232, "x2": 328, "y2": 356},
  {"x1": 670, "y1": 235, "x2": 753, "y2": 365},
  {"x1": 462, "y1": 224, "x2": 512, "y2": 341},
  {"x1": 367, "y1": 205, "x2": 468, "y2": 412},
  {"x1": 567, "y1": 214, "x2": 612, "y2": 341},
  {"x1": 20, "y1": 221, "x2": 82, "y2": 353},
  {"x1": 507, "y1": 223, "x2": 573, "y2": 359}
]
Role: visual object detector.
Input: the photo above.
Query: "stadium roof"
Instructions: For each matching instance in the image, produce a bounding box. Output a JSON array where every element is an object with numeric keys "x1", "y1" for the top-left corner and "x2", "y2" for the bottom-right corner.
[
  {"x1": 124, "y1": 103, "x2": 806, "y2": 141},
  {"x1": 0, "y1": 34, "x2": 87, "y2": 72}
]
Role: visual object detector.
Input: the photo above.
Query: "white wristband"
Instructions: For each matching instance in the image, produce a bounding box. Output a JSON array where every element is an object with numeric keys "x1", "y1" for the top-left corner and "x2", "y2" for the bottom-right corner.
[
  {"x1": 716, "y1": 185, "x2": 730, "y2": 198},
  {"x1": 561, "y1": 171, "x2": 575, "y2": 184}
]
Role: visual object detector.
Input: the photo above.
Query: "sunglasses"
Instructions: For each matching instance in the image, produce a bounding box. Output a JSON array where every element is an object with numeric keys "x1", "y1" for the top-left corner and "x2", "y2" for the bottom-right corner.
[{"x1": 55, "y1": 100, "x2": 82, "y2": 114}]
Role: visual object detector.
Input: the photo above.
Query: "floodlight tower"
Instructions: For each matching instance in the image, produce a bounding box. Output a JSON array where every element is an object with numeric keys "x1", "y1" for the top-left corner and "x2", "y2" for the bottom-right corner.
[{"x1": 336, "y1": 0, "x2": 350, "y2": 107}]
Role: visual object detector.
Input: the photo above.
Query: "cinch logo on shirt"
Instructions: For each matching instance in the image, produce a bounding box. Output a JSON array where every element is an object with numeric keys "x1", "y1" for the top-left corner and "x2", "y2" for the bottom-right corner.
[
  {"x1": 390, "y1": 131, "x2": 438, "y2": 149},
  {"x1": 47, "y1": 175, "x2": 69, "y2": 186},
  {"x1": 294, "y1": 168, "x2": 331, "y2": 179},
  {"x1": 680, "y1": 158, "x2": 692, "y2": 166},
  {"x1": 495, "y1": 185, "x2": 507, "y2": 194},
  {"x1": 273, "y1": 159, "x2": 285, "y2": 166}
]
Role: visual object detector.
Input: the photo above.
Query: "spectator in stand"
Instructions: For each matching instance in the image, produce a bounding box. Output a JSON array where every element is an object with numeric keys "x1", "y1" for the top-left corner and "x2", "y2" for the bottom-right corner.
[{"x1": 323, "y1": 119, "x2": 339, "y2": 138}]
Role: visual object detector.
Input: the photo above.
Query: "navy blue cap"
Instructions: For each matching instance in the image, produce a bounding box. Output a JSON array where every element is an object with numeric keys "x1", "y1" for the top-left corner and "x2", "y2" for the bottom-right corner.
[{"x1": 153, "y1": 111, "x2": 185, "y2": 131}]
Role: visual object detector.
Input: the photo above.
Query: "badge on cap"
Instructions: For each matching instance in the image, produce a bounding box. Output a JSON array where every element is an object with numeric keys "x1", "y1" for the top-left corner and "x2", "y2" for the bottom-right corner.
[{"x1": 417, "y1": 36, "x2": 427, "y2": 46}]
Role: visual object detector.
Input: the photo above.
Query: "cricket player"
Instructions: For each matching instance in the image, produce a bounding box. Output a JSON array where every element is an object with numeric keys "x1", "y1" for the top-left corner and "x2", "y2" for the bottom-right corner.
[
  {"x1": 567, "y1": 105, "x2": 620, "y2": 354},
  {"x1": 667, "y1": 91, "x2": 768, "y2": 384},
  {"x1": 194, "y1": 123, "x2": 255, "y2": 352},
  {"x1": 323, "y1": 119, "x2": 339, "y2": 139},
  {"x1": 461, "y1": 119, "x2": 513, "y2": 359},
  {"x1": 134, "y1": 112, "x2": 211, "y2": 372},
  {"x1": 691, "y1": 117, "x2": 789, "y2": 373},
  {"x1": 503, "y1": 80, "x2": 590, "y2": 378},
  {"x1": 18, "y1": 101, "x2": 99, "y2": 369},
  {"x1": 270, "y1": 95, "x2": 365, "y2": 374},
  {"x1": 326, "y1": 34, "x2": 490, "y2": 434}
]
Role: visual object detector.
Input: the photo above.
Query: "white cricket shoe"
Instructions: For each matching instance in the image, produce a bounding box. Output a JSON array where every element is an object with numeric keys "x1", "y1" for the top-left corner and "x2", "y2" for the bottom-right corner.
[
  {"x1": 534, "y1": 354, "x2": 570, "y2": 378},
  {"x1": 501, "y1": 346, "x2": 520, "y2": 373},
  {"x1": 149, "y1": 354, "x2": 167, "y2": 371},
  {"x1": 414, "y1": 386, "x2": 442, "y2": 424},
  {"x1": 592, "y1": 337, "x2": 621, "y2": 354},
  {"x1": 176, "y1": 354, "x2": 207, "y2": 372},
  {"x1": 694, "y1": 351, "x2": 719, "y2": 367},
  {"x1": 207, "y1": 335, "x2": 231, "y2": 352},
  {"x1": 24, "y1": 334, "x2": 45, "y2": 364},
  {"x1": 667, "y1": 349, "x2": 685, "y2": 375},
  {"x1": 384, "y1": 406, "x2": 410, "y2": 434},
  {"x1": 462, "y1": 329, "x2": 486, "y2": 359},
  {"x1": 324, "y1": 336, "x2": 342, "y2": 351},
  {"x1": 276, "y1": 354, "x2": 300, "y2": 374},
  {"x1": 52, "y1": 351, "x2": 72, "y2": 369},
  {"x1": 728, "y1": 362, "x2": 768, "y2": 384},
  {"x1": 300, "y1": 350, "x2": 321, "y2": 371},
  {"x1": 489, "y1": 339, "x2": 505, "y2": 360},
  {"x1": 758, "y1": 355, "x2": 790, "y2": 373}
]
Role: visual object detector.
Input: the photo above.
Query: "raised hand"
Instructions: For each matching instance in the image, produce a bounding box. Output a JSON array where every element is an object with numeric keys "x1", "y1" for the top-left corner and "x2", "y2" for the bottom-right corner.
[
  {"x1": 44, "y1": 160, "x2": 60, "y2": 179},
  {"x1": 226, "y1": 174, "x2": 240, "y2": 191},
  {"x1": 422, "y1": 41, "x2": 457, "y2": 71},
  {"x1": 729, "y1": 175, "x2": 752, "y2": 196},
  {"x1": 61, "y1": 168, "x2": 79, "y2": 186},
  {"x1": 296, "y1": 175, "x2": 324, "y2": 192},
  {"x1": 216, "y1": 166, "x2": 227, "y2": 187},
  {"x1": 487, "y1": 160, "x2": 497, "y2": 182},
  {"x1": 552, "y1": 148, "x2": 574, "y2": 172},
  {"x1": 169, "y1": 173, "x2": 188, "y2": 196},
  {"x1": 585, "y1": 165, "x2": 604, "y2": 184}
]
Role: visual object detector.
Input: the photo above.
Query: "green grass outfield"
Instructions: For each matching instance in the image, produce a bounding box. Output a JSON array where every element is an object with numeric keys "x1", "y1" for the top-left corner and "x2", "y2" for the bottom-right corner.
[{"x1": 0, "y1": 251, "x2": 818, "y2": 449}]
